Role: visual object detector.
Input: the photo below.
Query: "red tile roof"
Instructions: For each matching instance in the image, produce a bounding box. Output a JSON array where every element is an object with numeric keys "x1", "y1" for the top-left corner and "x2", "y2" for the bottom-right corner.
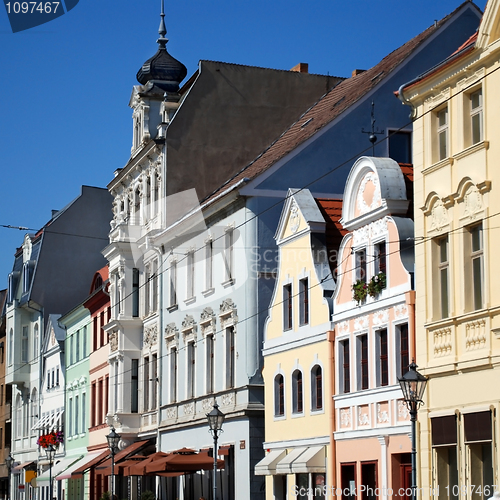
[{"x1": 201, "y1": 4, "x2": 468, "y2": 207}]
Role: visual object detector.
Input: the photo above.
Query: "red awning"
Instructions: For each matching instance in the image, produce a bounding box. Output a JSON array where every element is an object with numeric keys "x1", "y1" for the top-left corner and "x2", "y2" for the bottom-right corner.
[
  {"x1": 145, "y1": 451, "x2": 224, "y2": 474},
  {"x1": 123, "y1": 452, "x2": 169, "y2": 476},
  {"x1": 96, "y1": 440, "x2": 152, "y2": 474},
  {"x1": 13, "y1": 462, "x2": 35, "y2": 472}
]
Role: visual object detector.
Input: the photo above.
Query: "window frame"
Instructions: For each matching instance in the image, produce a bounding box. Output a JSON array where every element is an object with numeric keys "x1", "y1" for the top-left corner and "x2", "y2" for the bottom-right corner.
[
  {"x1": 283, "y1": 283, "x2": 293, "y2": 331},
  {"x1": 292, "y1": 369, "x2": 304, "y2": 415},
  {"x1": 274, "y1": 373, "x2": 285, "y2": 417},
  {"x1": 299, "y1": 278, "x2": 309, "y2": 326},
  {"x1": 311, "y1": 365, "x2": 323, "y2": 412},
  {"x1": 436, "y1": 106, "x2": 449, "y2": 162}
]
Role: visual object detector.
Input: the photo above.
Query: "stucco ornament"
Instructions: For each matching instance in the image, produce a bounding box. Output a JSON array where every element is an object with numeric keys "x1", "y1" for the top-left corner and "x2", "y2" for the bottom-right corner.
[
  {"x1": 353, "y1": 315, "x2": 369, "y2": 331},
  {"x1": 109, "y1": 330, "x2": 118, "y2": 352},
  {"x1": 222, "y1": 392, "x2": 235, "y2": 407},
  {"x1": 144, "y1": 324, "x2": 158, "y2": 347},
  {"x1": 202, "y1": 398, "x2": 214, "y2": 411},
  {"x1": 50, "y1": 328, "x2": 56, "y2": 346},
  {"x1": 394, "y1": 304, "x2": 408, "y2": 319},
  {"x1": 398, "y1": 400, "x2": 409, "y2": 420},
  {"x1": 337, "y1": 321, "x2": 349, "y2": 335},
  {"x1": 289, "y1": 201, "x2": 300, "y2": 234},
  {"x1": 164, "y1": 323, "x2": 179, "y2": 344},
  {"x1": 377, "y1": 403, "x2": 389, "y2": 424},
  {"x1": 166, "y1": 407, "x2": 177, "y2": 419},
  {"x1": 220, "y1": 299, "x2": 238, "y2": 330},
  {"x1": 181, "y1": 315, "x2": 196, "y2": 334},
  {"x1": 340, "y1": 408, "x2": 351, "y2": 428},
  {"x1": 183, "y1": 402, "x2": 194, "y2": 415},
  {"x1": 372, "y1": 309, "x2": 389, "y2": 326},
  {"x1": 430, "y1": 199, "x2": 448, "y2": 231},
  {"x1": 357, "y1": 171, "x2": 381, "y2": 215},
  {"x1": 200, "y1": 307, "x2": 216, "y2": 336},
  {"x1": 358, "y1": 407, "x2": 369, "y2": 426},
  {"x1": 463, "y1": 185, "x2": 482, "y2": 220}
]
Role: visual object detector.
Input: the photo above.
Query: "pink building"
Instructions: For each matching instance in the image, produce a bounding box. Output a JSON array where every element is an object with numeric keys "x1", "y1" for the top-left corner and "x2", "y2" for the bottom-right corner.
[{"x1": 331, "y1": 157, "x2": 415, "y2": 500}]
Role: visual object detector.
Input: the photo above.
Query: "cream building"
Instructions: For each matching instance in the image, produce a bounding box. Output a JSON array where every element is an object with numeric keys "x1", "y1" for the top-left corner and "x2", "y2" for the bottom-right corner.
[
  {"x1": 399, "y1": 1, "x2": 500, "y2": 497},
  {"x1": 258, "y1": 189, "x2": 344, "y2": 500}
]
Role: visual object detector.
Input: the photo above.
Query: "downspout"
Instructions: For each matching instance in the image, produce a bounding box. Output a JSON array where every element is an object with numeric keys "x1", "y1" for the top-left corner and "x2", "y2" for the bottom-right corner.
[{"x1": 327, "y1": 328, "x2": 337, "y2": 490}]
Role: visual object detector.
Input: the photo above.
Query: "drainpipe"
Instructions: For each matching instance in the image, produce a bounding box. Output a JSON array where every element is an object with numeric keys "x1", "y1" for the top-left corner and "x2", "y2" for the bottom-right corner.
[{"x1": 327, "y1": 328, "x2": 337, "y2": 490}]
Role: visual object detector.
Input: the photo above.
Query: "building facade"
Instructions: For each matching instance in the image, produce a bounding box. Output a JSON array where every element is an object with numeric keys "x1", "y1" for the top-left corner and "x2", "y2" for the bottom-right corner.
[
  {"x1": 331, "y1": 157, "x2": 415, "y2": 500},
  {"x1": 400, "y1": 0, "x2": 500, "y2": 497}
]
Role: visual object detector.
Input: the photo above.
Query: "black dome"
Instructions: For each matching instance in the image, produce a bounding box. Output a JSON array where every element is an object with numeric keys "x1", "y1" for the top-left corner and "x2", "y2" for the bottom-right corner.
[{"x1": 136, "y1": 40, "x2": 187, "y2": 92}]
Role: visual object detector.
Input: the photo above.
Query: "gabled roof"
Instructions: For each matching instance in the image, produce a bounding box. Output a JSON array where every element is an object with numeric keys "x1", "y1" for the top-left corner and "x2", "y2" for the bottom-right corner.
[{"x1": 201, "y1": 2, "x2": 477, "y2": 206}]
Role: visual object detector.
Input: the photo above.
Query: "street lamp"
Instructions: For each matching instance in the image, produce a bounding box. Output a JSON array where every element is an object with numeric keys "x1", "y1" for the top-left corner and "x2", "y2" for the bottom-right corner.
[
  {"x1": 206, "y1": 403, "x2": 225, "y2": 500},
  {"x1": 5, "y1": 453, "x2": 13, "y2": 500},
  {"x1": 398, "y1": 361, "x2": 428, "y2": 500},
  {"x1": 106, "y1": 427, "x2": 120, "y2": 500},
  {"x1": 45, "y1": 445, "x2": 56, "y2": 500}
]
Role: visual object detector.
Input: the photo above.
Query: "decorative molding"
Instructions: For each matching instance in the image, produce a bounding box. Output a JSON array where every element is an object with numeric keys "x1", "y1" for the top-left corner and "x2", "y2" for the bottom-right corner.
[
  {"x1": 144, "y1": 324, "x2": 158, "y2": 348},
  {"x1": 462, "y1": 185, "x2": 483, "y2": 221},
  {"x1": 357, "y1": 171, "x2": 381, "y2": 215},
  {"x1": 337, "y1": 321, "x2": 349, "y2": 335},
  {"x1": 200, "y1": 307, "x2": 216, "y2": 337},
  {"x1": 181, "y1": 315, "x2": 196, "y2": 334},
  {"x1": 398, "y1": 400, "x2": 409, "y2": 420},
  {"x1": 358, "y1": 407, "x2": 370, "y2": 426},
  {"x1": 429, "y1": 199, "x2": 449, "y2": 232},
  {"x1": 340, "y1": 408, "x2": 351, "y2": 428},
  {"x1": 433, "y1": 327, "x2": 452, "y2": 357},
  {"x1": 109, "y1": 331, "x2": 118, "y2": 352},
  {"x1": 166, "y1": 407, "x2": 177, "y2": 420},
  {"x1": 465, "y1": 319, "x2": 487, "y2": 351},
  {"x1": 164, "y1": 323, "x2": 179, "y2": 348},
  {"x1": 219, "y1": 299, "x2": 238, "y2": 331},
  {"x1": 394, "y1": 304, "x2": 408, "y2": 319},
  {"x1": 377, "y1": 403, "x2": 389, "y2": 424},
  {"x1": 372, "y1": 309, "x2": 389, "y2": 326},
  {"x1": 289, "y1": 200, "x2": 300, "y2": 234},
  {"x1": 352, "y1": 218, "x2": 388, "y2": 246},
  {"x1": 183, "y1": 403, "x2": 194, "y2": 416},
  {"x1": 221, "y1": 392, "x2": 235, "y2": 407},
  {"x1": 202, "y1": 398, "x2": 214, "y2": 411},
  {"x1": 353, "y1": 315, "x2": 369, "y2": 332}
]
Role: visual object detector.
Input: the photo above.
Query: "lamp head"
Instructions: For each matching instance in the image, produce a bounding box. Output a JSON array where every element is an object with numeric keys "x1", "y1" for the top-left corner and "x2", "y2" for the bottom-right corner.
[
  {"x1": 206, "y1": 403, "x2": 225, "y2": 434},
  {"x1": 398, "y1": 361, "x2": 428, "y2": 407},
  {"x1": 106, "y1": 427, "x2": 121, "y2": 453}
]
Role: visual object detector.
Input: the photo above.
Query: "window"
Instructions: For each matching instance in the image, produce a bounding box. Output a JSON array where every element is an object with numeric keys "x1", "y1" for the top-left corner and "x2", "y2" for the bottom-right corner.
[
  {"x1": 398, "y1": 324, "x2": 410, "y2": 377},
  {"x1": 355, "y1": 249, "x2": 367, "y2": 282},
  {"x1": 131, "y1": 359, "x2": 139, "y2": 413},
  {"x1": 432, "y1": 415, "x2": 458, "y2": 500},
  {"x1": 100, "y1": 311, "x2": 105, "y2": 347},
  {"x1": 311, "y1": 365, "x2": 323, "y2": 411},
  {"x1": 283, "y1": 284, "x2": 293, "y2": 331},
  {"x1": 75, "y1": 395, "x2": 79, "y2": 435},
  {"x1": 98, "y1": 379, "x2": 103, "y2": 425},
  {"x1": 82, "y1": 325, "x2": 87, "y2": 358},
  {"x1": 22, "y1": 262, "x2": 32, "y2": 293},
  {"x1": 378, "y1": 329, "x2": 388, "y2": 387},
  {"x1": 466, "y1": 224, "x2": 483, "y2": 311},
  {"x1": 187, "y1": 342, "x2": 195, "y2": 398},
  {"x1": 76, "y1": 329, "x2": 80, "y2": 362},
  {"x1": 91, "y1": 382, "x2": 96, "y2": 427},
  {"x1": 374, "y1": 242, "x2": 386, "y2": 276},
  {"x1": 15, "y1": 395, "x2": 21, "y2": 439},
  {"x1": 224, "y1": 229, "x2": 234, "y2": 282},
  {"x1": 340, "y1": 340, "x2": 350, "y2": 394},
  {"x1": 68, "y1": 398, "x2": 73, "y2": 437},
  {"x1": 206, "y1": 335, "x2": 214, "y2": 393},
  {"x1": 469, "y1": 89, "x2": 483, "y2": 146},
  {"x1": 151, "y1": 260, "x2": 158, "y2": 312},
  {"x1": 132, "y1": 268, "x2": 140, "y2": 317},
  {"x1": 21, "y1": 326, "x2": 28, "y2": 363},
  {"x1": 226, "y1": 327, "x2": 235, "y2": 389},
  {"x1": 82, "y1": 393, "x2": 86, "y2": 433},
  {"x1": 436, "y1": 107, "x2": 449, "y2": 161},
  {"x1": 341, "y1": 464, "x2": 356, "y2": 500},
  {"x1": 144, "y1": 266, "x2": 151, "y2": 316},
  {"x1": 170, "y1": 348, "x2": 178, "y2": 403},
  {"x1": 105, "y1": 374, "x2": 109, "y2": 416},
  {"x1": 34, "y1": 324, "x2": 39, "y2": 359},
  {"x1": 169, "y1": 261, "x2": 177, "y2": 307},
  {"x1": 436, "y1": 236, "x2": 450, "y2": 319},
  {"x1": 205, "y1": 240, "x2": 213, "y2": 290},
  {"x1": 8, "y1": 329, "x2": 13, "y2": 366},
  {"x1": 358, "y1": 334, "x2": 369, "y2": 390},
  {"x1": 143, "y1": 356, "x2": 150, "y2": 411},
  {"x1": 69, "y1": 335, "x2": 74, "y2": 365},
  {"x1": 56, "y1": 367, "x2": 59, "y2": 386},
  {"x1": 93, "y1": 317, "x2": 98, "y2": 351},
  {"x1": 388, "y1": 130, "x2": 412, "y2": 164},
  {"x1": 274, "y1": 374, "x2": 285, "y2": 416},
  {"x1": 299, "y1": 278, "x2": 309, "y2": 325},
  {"x1": 186, "y1": 251, "x2": 195, "y2": 299},
  {"x1": 152, "y1": 354, "x2": 158, "y2": 409},
  {"x1": 292, "y1": 370, "x2": 303, "y2": 414},
  {"x1": 361, "y1": 463, "x2": 377, "y2": 500}
]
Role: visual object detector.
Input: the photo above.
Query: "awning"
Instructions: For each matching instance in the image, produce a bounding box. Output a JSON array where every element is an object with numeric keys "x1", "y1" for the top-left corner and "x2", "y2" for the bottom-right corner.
[
  {"x1": 145, "y1": 450, "x2": 224, "y2": 474},
  {"x1": 49, "y1": 411, "x2": 64, "y2": 431},
  {"x1": 71, "y1": 450, "x2": 109, "y2": 478},
  {"x1": 31, "y1": 414, "x2": 50, "y2": 432},
  {"x1": 13, "y1": 462, "x2": 36, "y2": 473},
  {"x1": 254, "y1": 450, "x2": 286, "y2": 476},
  {"x1": 96, "y1": 440, "x2": 151, "y2": 474},
  {"x1": 56, "y1": 451, "x2": 107, "y2": 480},
  {"x1": 37, "y1": 456, "x2": 82, "y2": 482},
  {"x1": 275, "y1": 447, "x2": 308, "y2": 475},
  {"x1": 290, "y1": 446, "x2": 326, "y2": 473},
  {"x1": 123, "y1": 452, "x2": 169, "y2": 476}
]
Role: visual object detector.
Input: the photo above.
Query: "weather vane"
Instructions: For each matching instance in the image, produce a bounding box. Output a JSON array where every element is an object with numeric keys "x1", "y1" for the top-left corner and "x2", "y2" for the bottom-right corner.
[{"x1": 362, "y1": 101, "x2": 384, "y2": 155}]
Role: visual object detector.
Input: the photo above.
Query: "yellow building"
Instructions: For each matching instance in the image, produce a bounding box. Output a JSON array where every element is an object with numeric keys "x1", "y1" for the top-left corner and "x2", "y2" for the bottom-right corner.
[
  {"x1": 256, "y1": 189, "x2": 344, "y2": 500},
  {"x1": 399, "y1": 1, "x2": 500, "y2": 497}
]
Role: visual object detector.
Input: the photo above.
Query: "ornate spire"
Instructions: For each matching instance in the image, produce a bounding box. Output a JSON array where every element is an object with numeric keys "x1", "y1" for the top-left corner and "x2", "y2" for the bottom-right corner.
[
  {"x1": 136, "y1": 0, "x2": 187, "y2": 92},
  {"x1": 157, "y1": 0, "x2": 167, "y2": 49}
]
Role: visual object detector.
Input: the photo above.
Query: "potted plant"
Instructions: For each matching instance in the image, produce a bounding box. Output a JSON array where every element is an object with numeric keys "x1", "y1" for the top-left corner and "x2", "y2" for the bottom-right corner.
[
  {"x1": 37, "y1": 431, "x2": 64, "y2": 449},
  {"x1": 368, "y1": 272, "x2": 386, "y2": 297},
  {"x1": 352, "y1": 279, "x2": 368, "y2": 304}
]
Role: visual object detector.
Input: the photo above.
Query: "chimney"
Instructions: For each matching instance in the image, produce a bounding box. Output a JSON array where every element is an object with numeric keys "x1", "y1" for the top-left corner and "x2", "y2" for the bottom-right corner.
[
  {"x1": 291, "y1": 63, "x2": 309, "y2": 73},
  {"x1": 352, "y1": 69, "x2": 366, "y2": 77}
]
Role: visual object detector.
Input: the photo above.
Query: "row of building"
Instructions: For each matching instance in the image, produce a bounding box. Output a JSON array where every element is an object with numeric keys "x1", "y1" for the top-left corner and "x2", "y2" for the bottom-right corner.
[{"x1": 1, "y1": 1, "x2": 499, "y2": 499}]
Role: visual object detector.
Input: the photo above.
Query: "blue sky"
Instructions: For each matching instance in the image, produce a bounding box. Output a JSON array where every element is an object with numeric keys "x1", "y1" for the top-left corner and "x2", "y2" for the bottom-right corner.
[{"x1": 0, "y1": 0, "x2": 487, "y2": 284}]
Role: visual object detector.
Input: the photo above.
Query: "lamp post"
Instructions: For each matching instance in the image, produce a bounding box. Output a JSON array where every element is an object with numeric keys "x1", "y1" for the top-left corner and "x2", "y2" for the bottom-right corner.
[
  {"x1": 5, "y1": 453, "x2": 13, "y2": 500},
  {"x1": 398, "y1": 361, "x2": 428, "y2": 500},
  {"x1": 106, "y1": 427, "x2": 120, "y2": 500},
  {"x1": 45, "y1": 445, "x2": 56, "y2": 500},
  {"x1": 206, "y1": 403, "x2": 225, "y2": 500}
]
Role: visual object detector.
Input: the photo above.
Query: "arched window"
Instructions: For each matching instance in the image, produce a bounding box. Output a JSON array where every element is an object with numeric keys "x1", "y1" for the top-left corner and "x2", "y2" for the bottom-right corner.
[
  {"x1": 311, "y1": 365, "x2": 323, "y2": 411},
  {"x1": 30, "y1": 389, "x2": 38, "y2": 434},
  {"x1": 274, "y1": 374, "x2": 284, "y2": 417},
  {"x1": 292, "y1": 370, "x2": 303, "y2": 414}
]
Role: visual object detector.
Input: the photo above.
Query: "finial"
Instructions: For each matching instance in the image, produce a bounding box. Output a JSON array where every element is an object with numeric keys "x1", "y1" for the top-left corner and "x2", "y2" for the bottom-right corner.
[
  {"x1": 157, "y1": 0, "x2": 168, "y2": 48},
  {"x1": 361, "y1": 101, "x2": 384, "y2": 156}
]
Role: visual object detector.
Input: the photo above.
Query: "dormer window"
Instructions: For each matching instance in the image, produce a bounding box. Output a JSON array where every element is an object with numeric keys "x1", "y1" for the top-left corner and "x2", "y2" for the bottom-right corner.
[{"x1": 23, "y1": 261, "x2": 34, "y2": 293}]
